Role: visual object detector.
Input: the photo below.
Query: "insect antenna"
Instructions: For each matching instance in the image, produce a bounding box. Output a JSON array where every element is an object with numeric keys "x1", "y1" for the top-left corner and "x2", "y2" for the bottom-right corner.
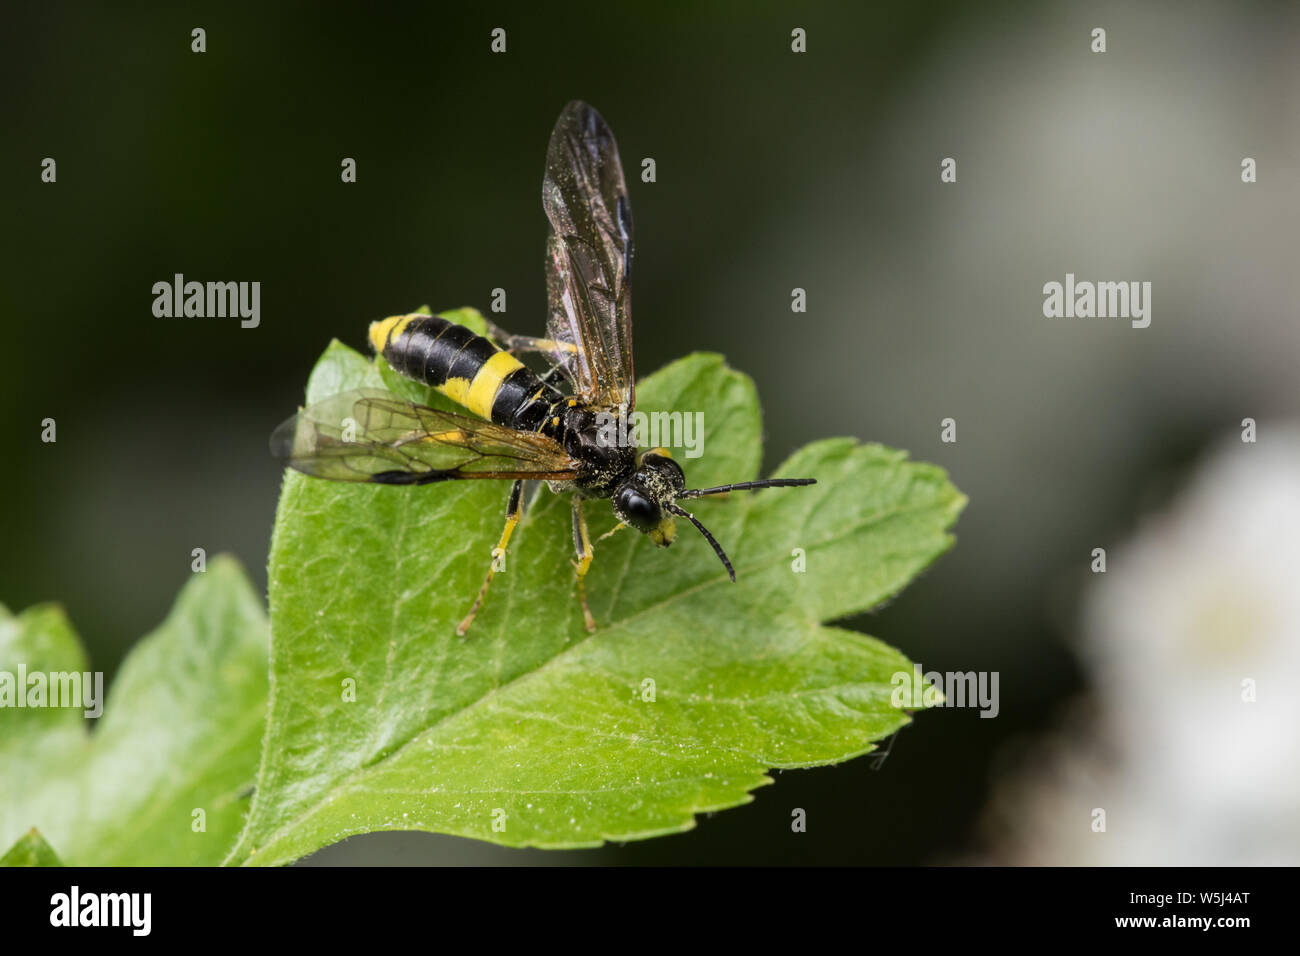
[
  {"x1": 678, "y1": 477, "x2": 816, "y2": 499},
  {"x1": 666, "y1": 503, "x2": 736, "y2": 582}
]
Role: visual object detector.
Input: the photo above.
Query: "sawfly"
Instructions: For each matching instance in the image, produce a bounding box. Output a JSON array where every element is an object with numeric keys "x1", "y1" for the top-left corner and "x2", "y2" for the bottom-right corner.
[{"x1": 272, "y1": 101, "x2": 816, "y2": 634}]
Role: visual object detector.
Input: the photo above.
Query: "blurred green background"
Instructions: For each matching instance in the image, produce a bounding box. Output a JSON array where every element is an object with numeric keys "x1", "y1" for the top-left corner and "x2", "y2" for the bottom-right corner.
[{"x1": 4, "y1": 0, "x2": 1298, "y2": 864}]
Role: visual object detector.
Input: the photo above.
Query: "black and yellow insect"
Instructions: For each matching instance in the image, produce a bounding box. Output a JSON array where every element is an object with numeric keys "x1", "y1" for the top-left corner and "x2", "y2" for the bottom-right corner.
[{"x1": 272, "y1": 101, "x2": 815, "y2": 634}]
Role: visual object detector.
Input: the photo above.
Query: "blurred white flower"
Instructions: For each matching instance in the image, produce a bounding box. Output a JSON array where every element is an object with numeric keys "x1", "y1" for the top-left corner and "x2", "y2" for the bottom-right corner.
[{"x1": 984, "y1": 429, "x2": 1300, "y2": 865}]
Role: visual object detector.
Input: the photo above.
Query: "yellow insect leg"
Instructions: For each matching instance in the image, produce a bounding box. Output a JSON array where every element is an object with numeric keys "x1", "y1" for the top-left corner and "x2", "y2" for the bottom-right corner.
[
  {"x1": 457, "y1": 480, "x2": 524, "y2": 636},
  {"x1": 571, "y1": 497, "x2": 597, "y2": 633}
]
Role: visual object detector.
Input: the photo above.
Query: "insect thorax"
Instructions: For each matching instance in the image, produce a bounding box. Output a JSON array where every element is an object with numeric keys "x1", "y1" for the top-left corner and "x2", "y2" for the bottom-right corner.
[{"x1": 548, "y1": 403, "x2": 637, "y2": 498}]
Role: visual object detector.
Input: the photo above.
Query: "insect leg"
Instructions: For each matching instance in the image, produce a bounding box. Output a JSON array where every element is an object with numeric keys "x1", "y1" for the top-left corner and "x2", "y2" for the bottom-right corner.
[
  {"x1": 597, "y1": 521, "x2": 627, "y2": 542},
  {"x1": 483, "y1": 317, "x2": 579, "y2": 360},
  {"x1": 456, "y1": 479, "x2": 525, "y2": 636},
  {"x1": 536, "y1": 362, "x2": 568, "y2": 388},
  {"x1": 570, "y1": 496, "x2": 597, "y2": 633}
]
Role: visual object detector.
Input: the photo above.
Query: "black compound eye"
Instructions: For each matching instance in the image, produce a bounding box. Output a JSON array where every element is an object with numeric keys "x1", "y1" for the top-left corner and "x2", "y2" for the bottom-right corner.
[{"x1": 616, "y1": 487, "x2": 659, "y2": 532}]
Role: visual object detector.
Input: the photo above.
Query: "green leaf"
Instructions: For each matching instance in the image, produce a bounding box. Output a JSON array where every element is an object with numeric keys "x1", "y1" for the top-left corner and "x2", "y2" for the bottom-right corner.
[
  {"x1": 228, "y1": 333, "x2": 964, "y2": 864},
  {"x1": 0, "y1": 828, "x2": 64, "y2": 866},
  {"x1": 0, "y1": 557, "x2": 268, "y2": 865}
]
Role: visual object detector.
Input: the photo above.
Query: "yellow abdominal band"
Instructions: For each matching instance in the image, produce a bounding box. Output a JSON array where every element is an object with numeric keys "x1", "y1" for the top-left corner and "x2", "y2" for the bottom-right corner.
[
  {"x1": 368, "y1": 313, "x2": 419, "y2": 353},
  {"x1": 440, "y1": 350, "x2": 524, "y2": 420},
  {"x1": 367, "y1": 314, "x2": 526, "y2": 421}
]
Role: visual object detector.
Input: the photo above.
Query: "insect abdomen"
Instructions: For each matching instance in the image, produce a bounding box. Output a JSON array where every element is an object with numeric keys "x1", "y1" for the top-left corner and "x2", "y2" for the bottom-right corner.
[{"x1": 369, "y1": 313, "x2": 557, "y2": 430}]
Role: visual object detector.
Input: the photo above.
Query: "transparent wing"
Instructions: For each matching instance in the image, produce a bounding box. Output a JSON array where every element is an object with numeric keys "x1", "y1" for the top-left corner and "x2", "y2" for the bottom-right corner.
[
  {"x1": 271, "y1": 389, "x2": 580, "y2": 484},
  {"x1": 543, "y1": 100, "x2": 634, "y2": 409}
]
